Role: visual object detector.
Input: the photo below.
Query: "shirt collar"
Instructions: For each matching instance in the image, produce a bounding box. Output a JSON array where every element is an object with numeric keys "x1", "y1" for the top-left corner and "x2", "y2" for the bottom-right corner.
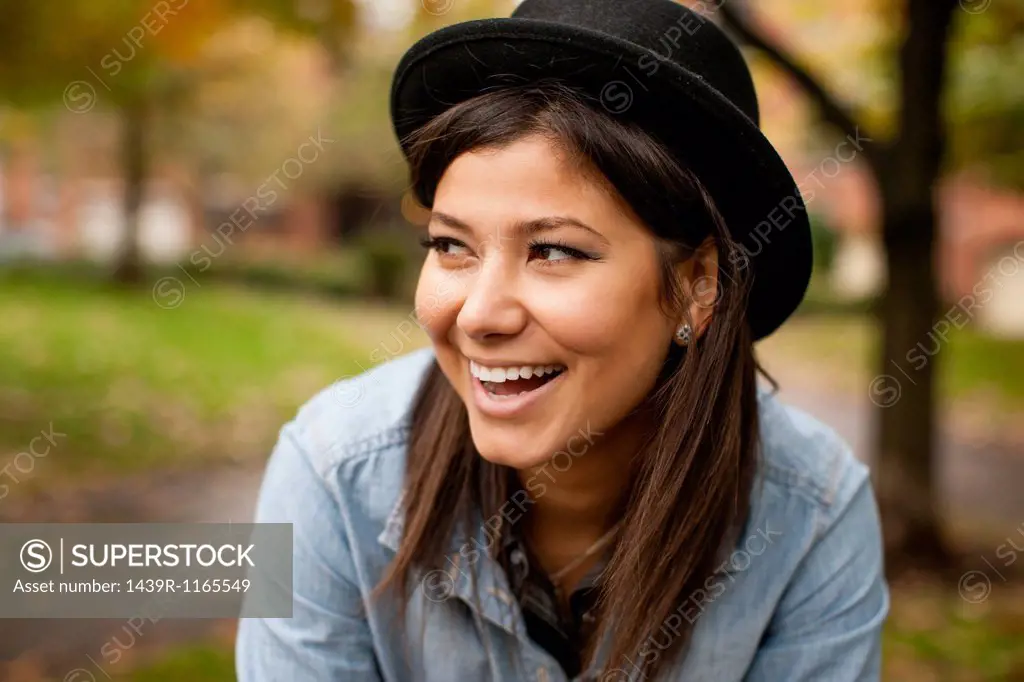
[{"x1": 378, "y1": 490, "x2": 526, "y2": 638}]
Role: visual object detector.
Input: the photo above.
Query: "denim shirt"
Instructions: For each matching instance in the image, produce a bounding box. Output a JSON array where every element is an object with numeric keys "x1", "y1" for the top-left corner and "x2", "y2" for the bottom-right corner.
[{"x1": 235, "y1": 347, "x2": 889, "y2": 681}]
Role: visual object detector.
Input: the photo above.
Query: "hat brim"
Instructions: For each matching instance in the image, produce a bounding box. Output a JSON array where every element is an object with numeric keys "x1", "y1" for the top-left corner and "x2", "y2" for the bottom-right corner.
[{"x1": 390, "y1": 18, "x2": 812, "y2": 341}]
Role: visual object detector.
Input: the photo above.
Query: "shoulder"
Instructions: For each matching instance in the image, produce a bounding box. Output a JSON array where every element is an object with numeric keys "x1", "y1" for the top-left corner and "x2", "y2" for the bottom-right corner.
[
  {"x1": 286, "y1": 347, "x2": 436, "y2": 477},
  {"x1": 721, "y1": 387, "x2": 884, "y2": 623},
  {"x1": 754, "y1": 386, "x2": 873, "y2": 532},
  {"x1": 257, "y1": 348, "x2": 436, "y2": 550},
  {"x1": 736, "y1": 389, "x2": 889, "y2": 658}
]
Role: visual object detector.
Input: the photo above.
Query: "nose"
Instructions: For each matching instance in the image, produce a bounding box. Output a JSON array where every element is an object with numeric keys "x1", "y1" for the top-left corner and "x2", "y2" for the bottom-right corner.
[{"x1": 456, "y1": 257, "x2": 528, "y2": 342}]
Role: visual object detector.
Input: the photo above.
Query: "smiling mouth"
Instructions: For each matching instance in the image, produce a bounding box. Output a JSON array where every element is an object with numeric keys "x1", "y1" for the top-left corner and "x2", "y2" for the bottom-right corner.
[{"x1": 470, "y1": 361, "x2": 567, "y2": 400}]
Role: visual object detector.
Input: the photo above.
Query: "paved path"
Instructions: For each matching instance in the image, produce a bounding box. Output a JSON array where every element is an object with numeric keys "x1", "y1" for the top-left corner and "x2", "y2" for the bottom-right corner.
[
  {"x1": 775, "y1": 383, "x2": 1024, "y2": 530},
  {"x1": 0, "y1": 465, "x2": 263, "y2": 679}
]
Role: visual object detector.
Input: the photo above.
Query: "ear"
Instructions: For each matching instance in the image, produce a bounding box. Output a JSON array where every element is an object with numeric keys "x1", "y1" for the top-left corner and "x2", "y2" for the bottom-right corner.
[{"x1": 673, "y1": 236, "x2": 719, "y2": 342}]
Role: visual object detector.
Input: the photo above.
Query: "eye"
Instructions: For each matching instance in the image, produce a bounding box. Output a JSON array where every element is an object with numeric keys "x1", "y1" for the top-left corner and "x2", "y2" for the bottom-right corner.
[
  {"x1": 534, "y1": 245, "x2": 573, "y2": 262},
  {"x1": 528, "y1": 240, "x2": 595, "y2": 263},
  {"x1": 419, "y1": 236, "x2": 470, "y2": 257}
]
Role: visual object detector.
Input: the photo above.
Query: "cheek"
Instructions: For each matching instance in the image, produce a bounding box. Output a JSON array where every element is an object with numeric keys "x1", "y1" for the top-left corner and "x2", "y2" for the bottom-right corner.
[
  {"x1": 414, "y1": 262, "x2": 461, "y2": 343},
  {"x1": 415, "y1": 263, "x2": 472, "y2": 400},
  {"x1": 528, "y1": 264, "x2": 672, "y2": 420},
  {"x1": 529, "y1": 268, "x2": 669, "y2": 357}
]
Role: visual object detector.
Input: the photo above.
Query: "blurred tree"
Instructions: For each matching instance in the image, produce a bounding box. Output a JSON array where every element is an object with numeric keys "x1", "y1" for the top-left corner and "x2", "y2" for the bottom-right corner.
[
  {"x1": 755, "y1": 0, "x2": 1024, "y2": 188},
  {"x1": 309, "y1": 0, "x2": 515, "y2": 236},
  {"x1": 947, "y1": 4, "x2": 1024, "y2": 188},
  {"x1": 720, "y1": 0, "x2": 1018, "y2": 571},
  {"x1": 0, "y1": 0, "x2": 355, "y2": 282},
  {"x1": 167, "y1": 18, "x2": 338, "y2": 191}
]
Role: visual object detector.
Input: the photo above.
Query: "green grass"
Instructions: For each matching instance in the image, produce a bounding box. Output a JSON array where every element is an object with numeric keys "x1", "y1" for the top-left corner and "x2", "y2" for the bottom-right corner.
[
  {"x1": 945, "y1": 332, "x2": 1024, "y2": 405},
  {"x1": 0, "y1": 266, "x2": 427, "y2": 478},
  {"x1": 122, "y1": 643, "x2": 234, "y2": 682},
  {"x1": 882, "y1": 580, "x2": 1024, "y2": 681}
]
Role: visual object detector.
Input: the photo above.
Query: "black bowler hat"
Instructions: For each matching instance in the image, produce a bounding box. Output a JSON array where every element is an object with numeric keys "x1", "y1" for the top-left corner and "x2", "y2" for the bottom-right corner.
[{"x1": 390, "y1": 0, "x2": 812, "y2": 341}]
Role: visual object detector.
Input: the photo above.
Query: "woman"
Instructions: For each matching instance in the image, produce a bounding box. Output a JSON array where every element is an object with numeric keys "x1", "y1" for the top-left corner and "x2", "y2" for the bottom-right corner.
[{"x1": 236, "y1": 0, "x2": 889, "y2": 680}]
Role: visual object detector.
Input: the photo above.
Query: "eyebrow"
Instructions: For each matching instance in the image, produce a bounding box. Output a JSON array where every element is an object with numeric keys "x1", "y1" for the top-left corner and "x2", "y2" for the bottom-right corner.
[{"x1": 429, "y1": 211, "x2": 610, "y2": 245}]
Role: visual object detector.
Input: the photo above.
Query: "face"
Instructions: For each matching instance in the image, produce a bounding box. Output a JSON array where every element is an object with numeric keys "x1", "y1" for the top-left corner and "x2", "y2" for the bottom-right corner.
[{"x1": 415, "y1": 135, "x2": 688, "y2": 469}]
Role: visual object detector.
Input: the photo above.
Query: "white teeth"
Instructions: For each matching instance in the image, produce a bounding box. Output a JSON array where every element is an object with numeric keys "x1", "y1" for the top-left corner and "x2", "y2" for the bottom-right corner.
[{"x1": 469, "y1": 360, "x2": 565, "y2": 383}]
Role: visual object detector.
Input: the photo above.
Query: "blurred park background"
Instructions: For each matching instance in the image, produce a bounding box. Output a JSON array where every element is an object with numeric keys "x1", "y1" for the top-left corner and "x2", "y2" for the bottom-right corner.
[{"x1": 0, "y1": 0, "x2": 1022, "y2": 679}]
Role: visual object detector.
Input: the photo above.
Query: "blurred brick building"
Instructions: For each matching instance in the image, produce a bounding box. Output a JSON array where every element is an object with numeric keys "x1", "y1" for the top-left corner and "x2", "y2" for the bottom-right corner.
[
  {"x1": 0, "y1": 139, "x2": 336, "y2": 264},
  {"x1": 805, "y1": 160, "x2": 1024, "y2": 336}
]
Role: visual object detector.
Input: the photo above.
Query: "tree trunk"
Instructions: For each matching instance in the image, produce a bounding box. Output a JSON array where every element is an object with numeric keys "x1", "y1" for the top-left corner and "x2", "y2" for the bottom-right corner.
[
  {"x1": 874, "y1": 0, "x2": 957, "y2": 572},
  {"x1": 113, "y1": 99, "x2": 147, "y2": 284},
  {"x1": 875, "y1": 184, "x2": 947, "y2": 568}
]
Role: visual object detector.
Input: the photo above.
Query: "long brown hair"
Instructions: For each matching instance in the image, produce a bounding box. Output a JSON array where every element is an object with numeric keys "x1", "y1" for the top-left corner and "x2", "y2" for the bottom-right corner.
[{"x1": 377, "y1": 81, "x2": 764, "y2": 680}]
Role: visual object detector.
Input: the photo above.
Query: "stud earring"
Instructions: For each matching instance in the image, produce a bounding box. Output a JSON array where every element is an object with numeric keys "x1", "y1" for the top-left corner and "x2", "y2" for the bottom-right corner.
[{"x1": 674, "y1": 323, "x2": 692, "y2": 346}]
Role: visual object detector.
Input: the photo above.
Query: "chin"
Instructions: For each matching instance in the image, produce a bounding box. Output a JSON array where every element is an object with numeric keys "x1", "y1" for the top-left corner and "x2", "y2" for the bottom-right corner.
[{"x1": 467, "y1": 423, "x2": 558, "y2": 470}]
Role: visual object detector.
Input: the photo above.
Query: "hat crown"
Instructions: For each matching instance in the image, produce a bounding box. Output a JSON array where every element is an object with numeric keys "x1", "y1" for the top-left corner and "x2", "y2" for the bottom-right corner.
[{"x1": 512, "y1": 0, "x2": 759, "y2": 125}]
